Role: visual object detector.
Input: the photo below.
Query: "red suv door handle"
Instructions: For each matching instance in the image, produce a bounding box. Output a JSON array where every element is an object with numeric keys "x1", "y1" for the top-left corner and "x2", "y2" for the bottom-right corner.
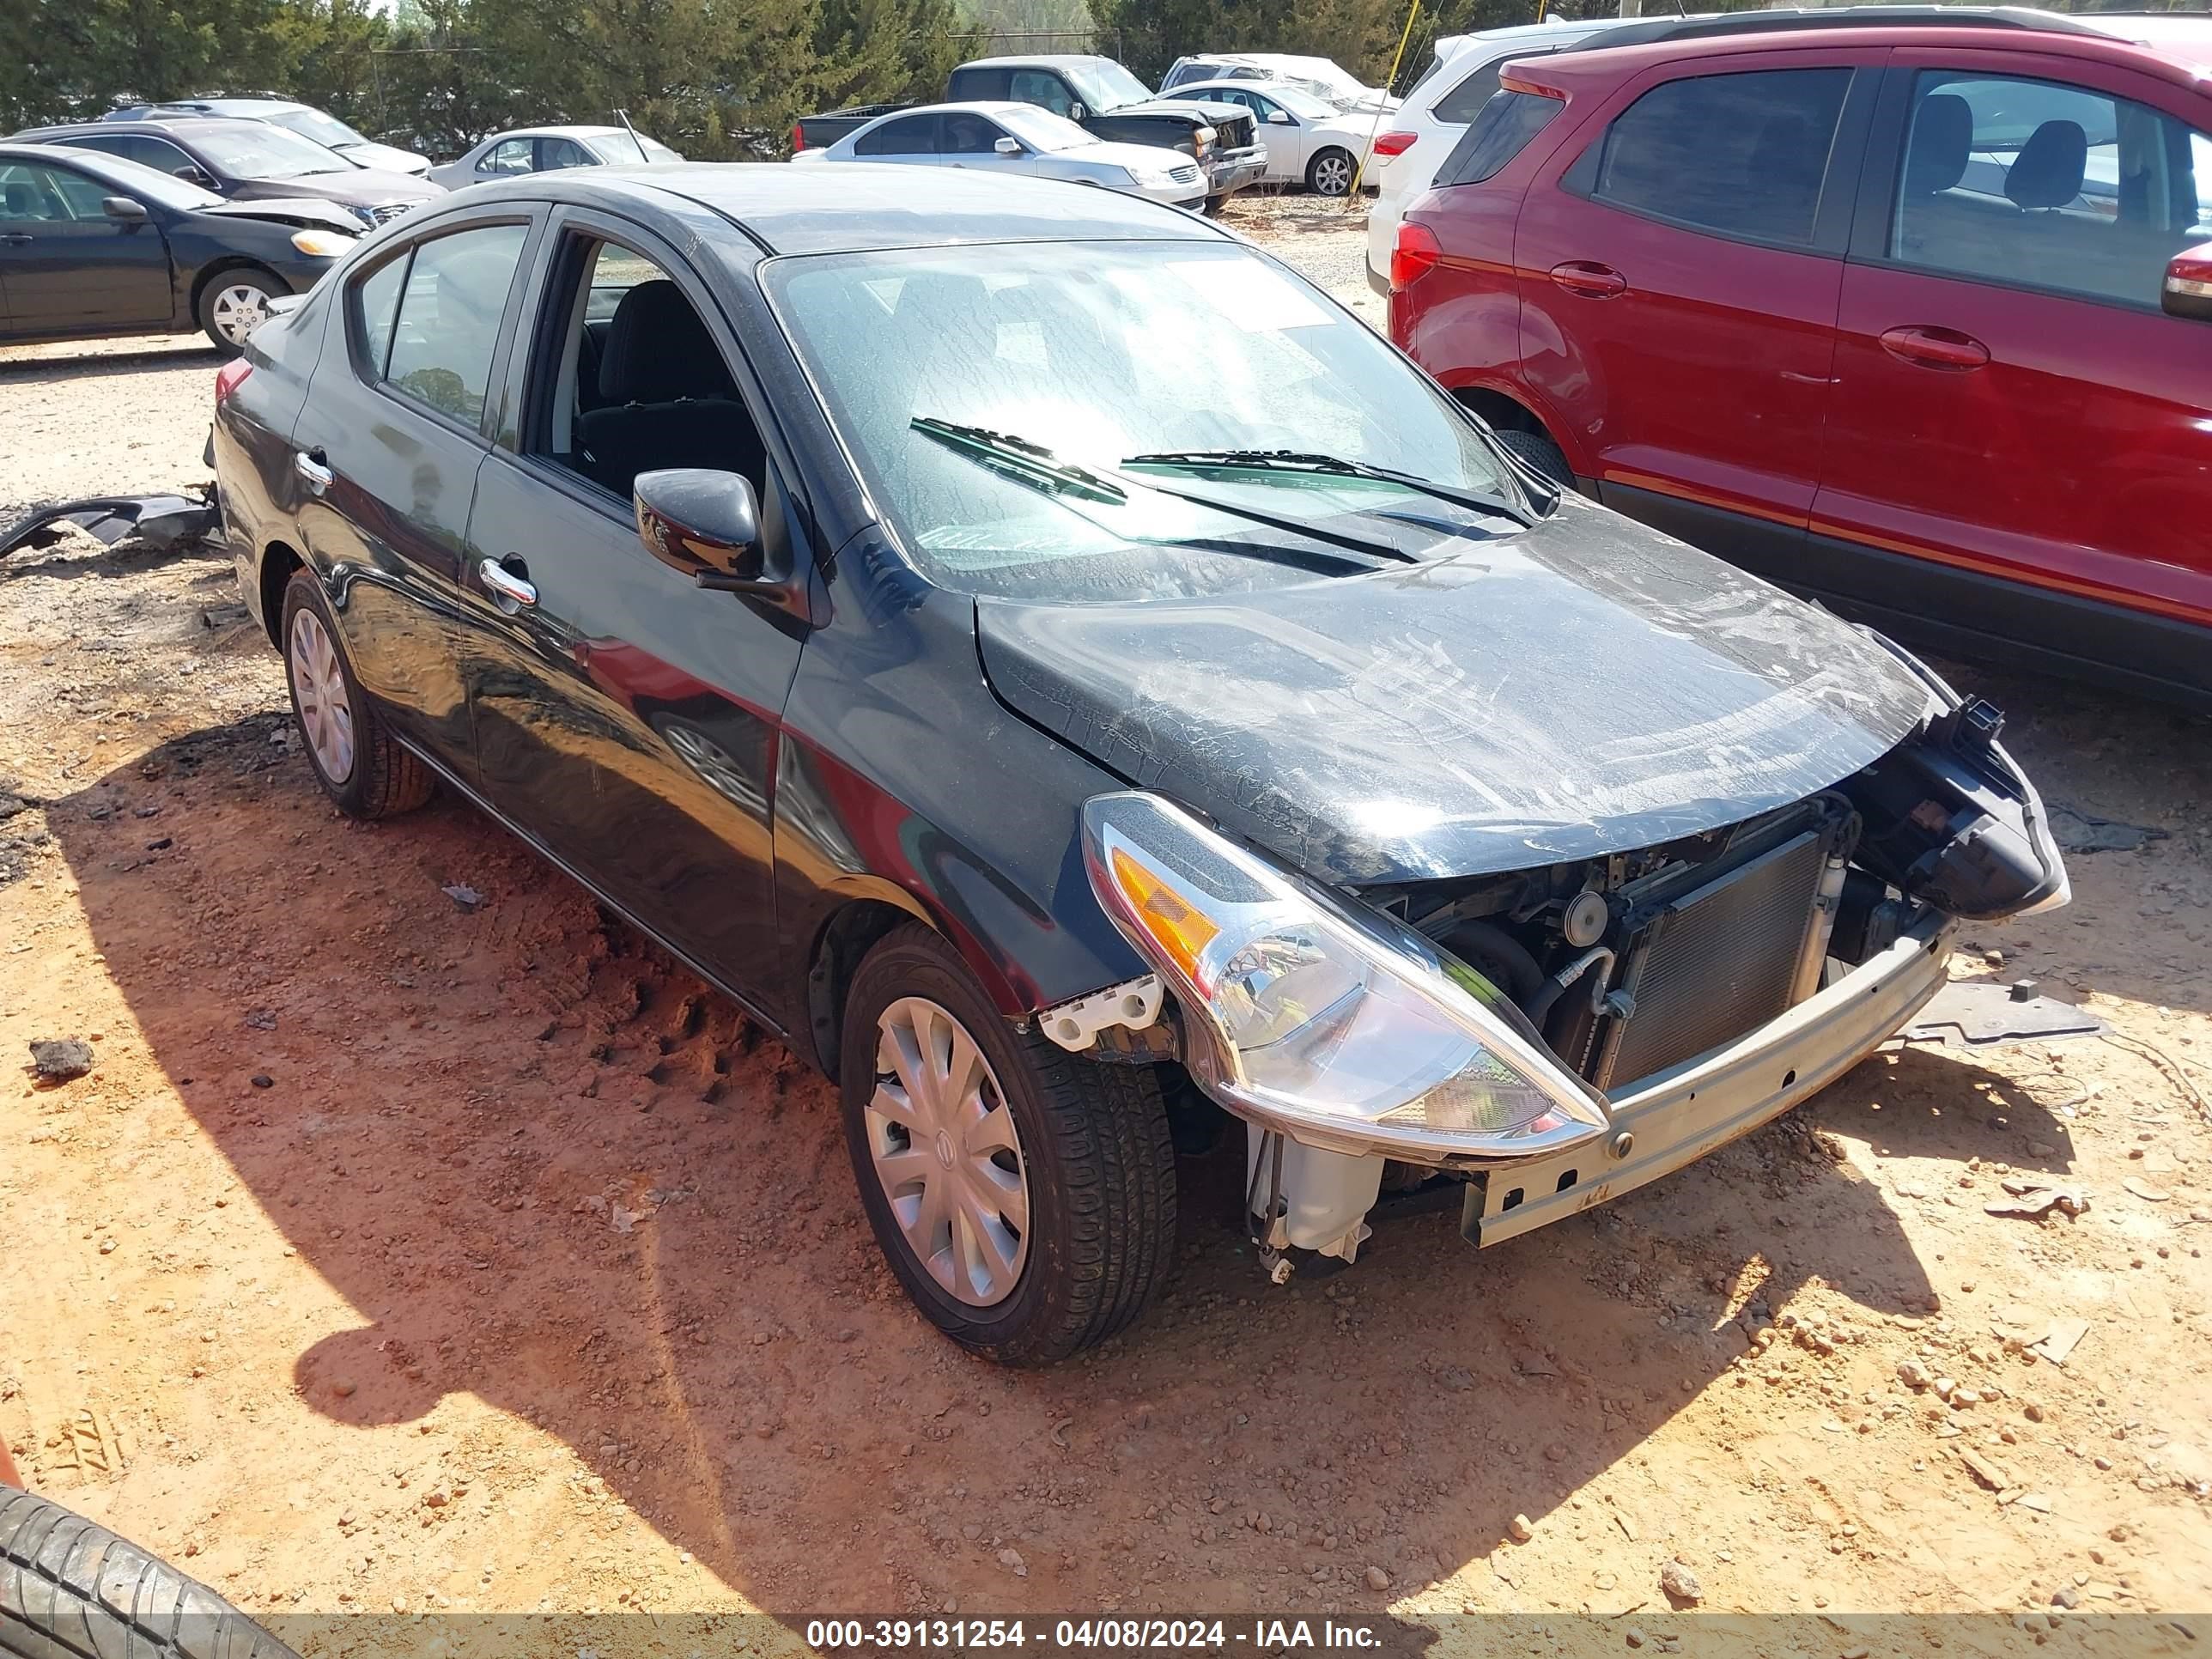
[
  {"x1": 1550, "y1": 261, "x2": 1626, "y2": 299},
  {"x1": 1879, "y1": 325, "x2": 1990, "y2": 370}
]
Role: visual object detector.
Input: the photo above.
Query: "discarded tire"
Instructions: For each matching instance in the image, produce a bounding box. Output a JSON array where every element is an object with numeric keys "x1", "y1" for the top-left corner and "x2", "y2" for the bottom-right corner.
[{"x1": 1, "y1": 1484, "x2": 299, "y2": 1659}]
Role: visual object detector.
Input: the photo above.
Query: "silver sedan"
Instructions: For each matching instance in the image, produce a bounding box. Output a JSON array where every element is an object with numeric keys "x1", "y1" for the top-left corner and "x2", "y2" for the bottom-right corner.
[{"x1": 793, "y1": 102, "x2": 1208, "y2": 210}]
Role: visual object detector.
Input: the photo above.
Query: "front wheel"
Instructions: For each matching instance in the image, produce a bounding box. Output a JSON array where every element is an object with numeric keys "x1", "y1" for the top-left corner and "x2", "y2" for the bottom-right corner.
[
  {"x1": 197, "y1": 267, "x2": 284, "y2": 356},
  {"x1": 2, "y1": 1483, "x2": 300, "y2": 1659},
  {"x1": 839, "y1": 924, "x2": 1177, "y2": 1364},
  {"x1": 1306, "y1": 147, "x2": 1357, "y2": 198}
]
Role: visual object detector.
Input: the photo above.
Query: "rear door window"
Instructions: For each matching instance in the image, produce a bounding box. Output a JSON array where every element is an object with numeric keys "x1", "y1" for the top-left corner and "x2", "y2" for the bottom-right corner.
[
  {"x1": 1889, "y1": 70, "x2": 2211, "y2": 307},
  {"x1": 375, "y1": 224, "x2": 529, "y2": 425},
  {"x1": 1589, "y1": 67, "x2": 1853, "y2": 246}
]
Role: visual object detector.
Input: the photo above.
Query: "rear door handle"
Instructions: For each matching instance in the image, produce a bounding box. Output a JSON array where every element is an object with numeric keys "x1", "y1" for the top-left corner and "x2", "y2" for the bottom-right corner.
[
  {"x1": 479, "y1": 556, "x2": 537, "y2": 610},
  {"x1": 294, "y1": 448, "x2": 332, "y2": 494},
  {"x1": 1879, "y1": 325, "x2": 1989, "y2": 370},
  {"x1": 1550, "y1": 261, "x2": 1626, "y2": 299},
  {"x1": 0, "y1": 232, "x2": 31, "y2": 246}
]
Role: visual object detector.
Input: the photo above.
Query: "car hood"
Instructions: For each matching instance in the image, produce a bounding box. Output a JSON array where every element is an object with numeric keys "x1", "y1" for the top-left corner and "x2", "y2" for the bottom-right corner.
[
  {"x1": 337, "y1": 139, "x2": 431, "y2": 176},
  {"x1": 196, "y1": 196, "x2": 364, "y2": 234},
  {"x1": 251, "y1": 167, "x2": 438, "y2": 205},
  {"x1": 1062, "y1": 139, "x2": 1201, "y2": 173},
  {"x1": 975, "y1": 494, "x2": 1934, "y2": 886},
  {"x1": 1109, "y1": 97, "x2": 1246, "y2": 124}
]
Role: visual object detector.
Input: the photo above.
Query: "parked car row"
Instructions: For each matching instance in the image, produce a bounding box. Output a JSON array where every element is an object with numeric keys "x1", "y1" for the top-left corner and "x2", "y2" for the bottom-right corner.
[{"x1": 1384, "y1": 4, "x2": 2212, "y2": 712}]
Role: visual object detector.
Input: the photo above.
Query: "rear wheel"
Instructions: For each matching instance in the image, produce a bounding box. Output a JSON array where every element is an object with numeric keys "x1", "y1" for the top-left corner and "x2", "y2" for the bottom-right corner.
[
  {"x1": 1491, "y1": 426, "x2": 1577, "y2": 492},
  {"x1": 2, "y1": 1483, "x2": 299, "y2": 1659},
  {"x1": 1306, "y1": 146, "x2": 1357, "y2": 198},
  {"x1": 197, "y1": 266, "x2": 283, "y2": 356},
  {"x1": 839, "y1": 924, "x2": 1177, "y2": 1364},
  {"x1": 279, "y1": 568, "x2": 434, "y2": 819}
]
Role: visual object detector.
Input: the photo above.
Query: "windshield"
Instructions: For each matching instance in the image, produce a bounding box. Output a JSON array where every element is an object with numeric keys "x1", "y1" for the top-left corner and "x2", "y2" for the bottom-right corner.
[
  {"x1": 767, "y1": 240, "x2": 1523, "y2": 600},
  {"x1": 267, "y1": 106, "x2": 371, "y2": 149},
  {"x1": 1066, "y1": 58, "x2": 1158, "y2": 113},
  {"x1": 998, "y1": 106, "x2": 1091, "y2": 152},
  {"x1": 196, "y1": 123, "x2": 356, "y2": 178},
  {"x1": 1263, "y1": 85, "x2": 1340, "y2": 120},
  {"x1": 45, "y1": 150, "x2": 223, "y2": 210}
]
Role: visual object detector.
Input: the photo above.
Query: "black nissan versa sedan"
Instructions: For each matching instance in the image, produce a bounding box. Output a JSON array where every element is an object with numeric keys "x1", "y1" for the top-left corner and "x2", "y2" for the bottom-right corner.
[{"x1": 211, "y1": 164, "x2": 2070, "y2": 1363}]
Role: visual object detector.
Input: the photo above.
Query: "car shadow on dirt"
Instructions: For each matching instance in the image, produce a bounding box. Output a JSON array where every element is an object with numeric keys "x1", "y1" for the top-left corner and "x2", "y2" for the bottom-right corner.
[{"x1": 52, "y1": 714, "x2": 2080, "y2": 1620}]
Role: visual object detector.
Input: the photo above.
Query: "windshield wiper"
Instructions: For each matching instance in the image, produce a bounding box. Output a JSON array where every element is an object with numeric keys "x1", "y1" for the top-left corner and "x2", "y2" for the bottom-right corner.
[
  {"x1": 913, "y1": 417, "x2": 1127, "y2": 503},
  {"x1": 1122, "y1": 448, "x2": 1540, "y2": 529},
  {"x1": 911, "y1": 416, "x2": 1421, "y2": 567}
]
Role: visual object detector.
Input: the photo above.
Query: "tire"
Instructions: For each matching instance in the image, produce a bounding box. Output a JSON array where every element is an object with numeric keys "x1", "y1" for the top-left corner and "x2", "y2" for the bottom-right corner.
[
  {"x1": 1306, "y1": 146, "x2": 1357, "y2": 198},
  {"x1": 839, "y1": 923, "x2": 1177, "y2": 1365},
  {"x1": 279, "y1": 567, "x2": 434, "y2": 818},
  {"x1": 1491, "y1": 426, "x2": 1578, "y2": 493},
  {"x1": 195, "y1": 266, "x2": 284, "y2": 356},
  {"x1": 1, "y1": 1484, "x2": 299, "y2": 1659}
]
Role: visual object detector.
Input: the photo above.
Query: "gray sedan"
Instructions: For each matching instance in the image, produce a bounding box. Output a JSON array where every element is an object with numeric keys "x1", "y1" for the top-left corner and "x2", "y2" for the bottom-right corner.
[
  {"x1": 428, "y1": 125, "x2": 683, "y2": 191},
  {"x1": 792, "y1": 102, "x2": 1206, "y2": 210}
]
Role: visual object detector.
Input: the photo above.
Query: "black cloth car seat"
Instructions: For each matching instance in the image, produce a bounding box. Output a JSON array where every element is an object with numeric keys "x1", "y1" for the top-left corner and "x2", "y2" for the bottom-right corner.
[{"x1": 575, "y1": 280, "x2": 764, "y2": 498}]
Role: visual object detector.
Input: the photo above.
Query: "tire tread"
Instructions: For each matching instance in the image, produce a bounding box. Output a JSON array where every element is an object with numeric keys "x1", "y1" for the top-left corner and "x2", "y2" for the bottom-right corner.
[{"x1": 0, "y1": 1484, "x2": 297, "y2": 1659}]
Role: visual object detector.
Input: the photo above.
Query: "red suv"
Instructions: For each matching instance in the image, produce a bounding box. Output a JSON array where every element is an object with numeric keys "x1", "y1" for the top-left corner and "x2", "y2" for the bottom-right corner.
[{"x1": 1390, "y1": 13, "x2": 2212, "y2": 711}]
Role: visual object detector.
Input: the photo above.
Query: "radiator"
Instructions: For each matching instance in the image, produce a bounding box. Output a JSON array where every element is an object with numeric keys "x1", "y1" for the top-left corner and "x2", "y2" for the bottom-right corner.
[{"x1": 1595, "y1": 829, "x2": 1829, "y2": 1089}]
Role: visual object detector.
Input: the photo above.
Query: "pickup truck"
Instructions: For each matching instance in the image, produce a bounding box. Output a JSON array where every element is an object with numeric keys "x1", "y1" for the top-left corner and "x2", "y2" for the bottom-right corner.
[{"x1": 793, "y1": 54, "x2": 1267, "y2": 210}]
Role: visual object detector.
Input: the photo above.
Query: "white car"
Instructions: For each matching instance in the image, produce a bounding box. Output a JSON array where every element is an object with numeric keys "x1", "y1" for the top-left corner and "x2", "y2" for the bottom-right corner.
[
  {"x1": 429, "y1": 125, "x2": 683, "y2": 191},
  {"x1": 1363, "y1": 18, "x2": 1626, "y2": 289},
  {"x1": 1164, "y1": 81, "x2": 1380, "y2": 196},
  {"x1": 791, "y1": 102, "x2": 1207, "y2": 210},
  {"x1": 1161, "y1": 53, "x2": 1394, "y2": 114}
]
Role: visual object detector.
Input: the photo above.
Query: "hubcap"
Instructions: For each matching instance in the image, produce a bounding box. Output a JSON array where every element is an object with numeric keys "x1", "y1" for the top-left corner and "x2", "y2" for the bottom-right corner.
[
  {"x1": 288, "y1": 607, "x2": 356, "y2": 784},
  {"x1": 1316, "y1": 155, "x2": 1352, "y2": 196},
  {"x1": 866, "y1": 996, "x2": 1030, "y2": 1308},
  {"x1": 210, "y1": 283, "x2": 270, "y2": 346}
]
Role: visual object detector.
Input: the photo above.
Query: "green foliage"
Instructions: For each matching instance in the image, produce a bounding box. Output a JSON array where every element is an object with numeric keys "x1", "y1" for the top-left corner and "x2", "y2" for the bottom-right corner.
[{"x1": 0, "y1": 0, "x2": 963, "y2": 159}]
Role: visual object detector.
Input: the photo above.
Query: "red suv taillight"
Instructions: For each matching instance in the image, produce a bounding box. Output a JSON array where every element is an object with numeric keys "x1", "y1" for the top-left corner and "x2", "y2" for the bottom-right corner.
[
  {"x1": 1372, "y1": 130, "x2": 1417, "y2": 160},
  {"x1": 1391, "y1": 221, "x2": 1442, "y2": 292},
  {"x1": 215, "y1": 358, "x2": 252, "y2": 406},
  {"x1": 791, "y1": 123, "x2": 809, "y2": 152}
]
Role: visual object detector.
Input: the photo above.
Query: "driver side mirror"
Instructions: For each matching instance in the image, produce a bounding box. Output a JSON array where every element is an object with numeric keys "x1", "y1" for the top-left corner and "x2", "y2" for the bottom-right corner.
[
  {"x1": 634, "y1": 467, "x2": 808, "y2": 617},
  {"x1": 173, "y1": 164, "x2": 216, "y2": 188},
  {"x1": 994, "y1": 135, "x2": 1023, "y2": 156},
  {"x1": 1068, "y1": 102, "x2": 1086, "y2": 121},
  {"x1": 2162, "y1": 243, "x2": 2212, "y2": 321},
  {"x1": 1267, "y1": 108, "x2": 1292, "y2": 125},
  {"x1": 102, "y1": 195, "x2": 149, "y2": 222}
]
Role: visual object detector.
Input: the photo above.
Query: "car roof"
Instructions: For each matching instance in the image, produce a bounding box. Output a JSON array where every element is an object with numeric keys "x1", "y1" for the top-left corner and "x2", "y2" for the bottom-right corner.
[
  {"x1": 167, "y1": 96, "x2": 301, "y2": 113},
  {"x1": 514, "y1": 163, "x2": 1228, "y2": 256},
  {"x1": 959, "y1": 53, "x2": 1114, "y2": 70},
  {"x1": 10, "y1": 115, "x2": 285, "y2": 143},
  {"x1": 1516, "y1": 15, "x2": 2208, "y2": 96},
  {"x1": 481, "y1": 125, "x2": 628, "y2": 142},
  {"x1": 2077, "y1": 11, "x2": 2212, "y2": 67},
  {"x1": 864, "y1": 101, "x2": 1066, "y2": 121}
]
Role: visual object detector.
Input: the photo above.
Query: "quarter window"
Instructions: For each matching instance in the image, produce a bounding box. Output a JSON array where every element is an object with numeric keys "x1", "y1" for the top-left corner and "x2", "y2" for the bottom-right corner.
[
  {"x1": 370, "y1": 224, "x2": 528, "y2": 425},
  {"x1": 1590, "y1": 67, "x2": 1851, "y2": 246},
  {"x1": 1890, "y1": 70, "x2": 2211, "y2": 308},
  {"x1": 854, "y1": 115, "x2": 939, "y2": 156}
]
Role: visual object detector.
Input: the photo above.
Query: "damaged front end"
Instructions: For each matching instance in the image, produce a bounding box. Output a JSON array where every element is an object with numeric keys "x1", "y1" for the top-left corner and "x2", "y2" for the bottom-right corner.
[{"x1": 1040, "y1": 662, "x2": 2068, "y2": 1278}]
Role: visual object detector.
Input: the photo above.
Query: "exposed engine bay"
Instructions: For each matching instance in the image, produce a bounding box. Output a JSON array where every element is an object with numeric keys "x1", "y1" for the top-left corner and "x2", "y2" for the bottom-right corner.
[{"x1": 1049, "y1": 689, "x2": 2071, "y2": 1283}]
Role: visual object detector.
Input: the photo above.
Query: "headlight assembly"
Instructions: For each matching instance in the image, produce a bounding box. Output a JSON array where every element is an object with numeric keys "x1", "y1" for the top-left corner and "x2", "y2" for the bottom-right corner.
[
  {"x1": 291, "y1": 228, "x2": 356, "y2": 257},
  {"x1": 1083, "y1": 792, "x2": 1608, "y2": 1161}
]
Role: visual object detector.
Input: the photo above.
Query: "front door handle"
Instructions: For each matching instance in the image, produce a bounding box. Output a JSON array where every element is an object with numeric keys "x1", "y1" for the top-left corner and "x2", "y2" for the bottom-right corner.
[
  {"x1": 479, "y1": 556, "x2": 537, "y2": 610},
  {"x1": 294, "y1": 448, "x2": 332, "y2": 494},
  {"x1": 1550, "y1": 260, "x2": 1626, "y2": 299},
  {"x1": 0, "y1": 232, "x2": 31, "y2": 246},
  {"x1": 1879, "y1": 325, "x2": 1989, "y2": 371}
]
